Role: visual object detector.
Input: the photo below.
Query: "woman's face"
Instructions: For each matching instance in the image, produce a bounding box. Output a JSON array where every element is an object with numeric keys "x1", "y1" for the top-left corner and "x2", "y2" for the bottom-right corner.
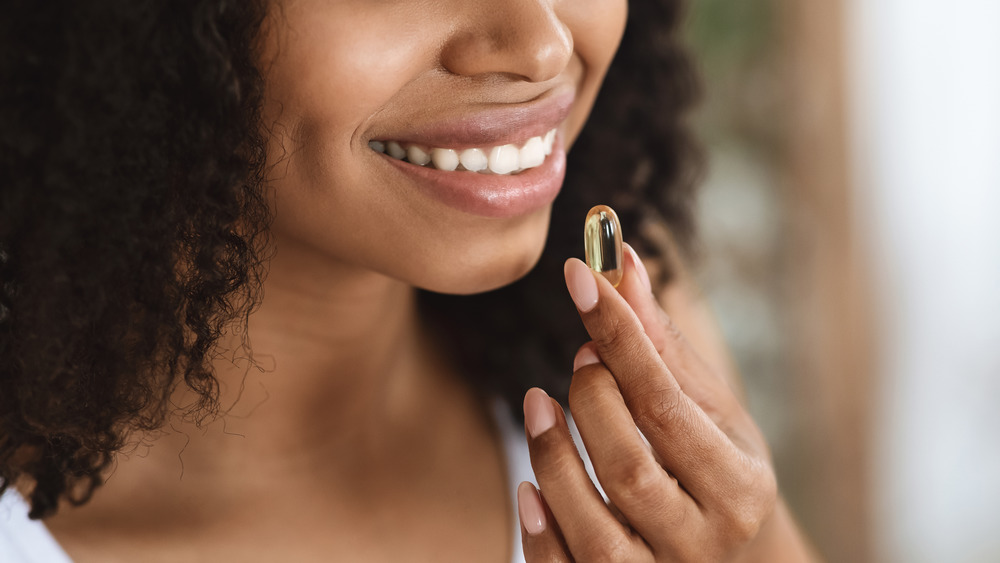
[{"x1": 259, "y1": 0, "x2": 627, "y2": 294}]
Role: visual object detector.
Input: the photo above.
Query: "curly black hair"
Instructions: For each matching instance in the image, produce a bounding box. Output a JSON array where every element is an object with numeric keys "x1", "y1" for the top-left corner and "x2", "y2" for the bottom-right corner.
[{"x1": 0, "y1": 0, "x2": 701, "y2": 519}]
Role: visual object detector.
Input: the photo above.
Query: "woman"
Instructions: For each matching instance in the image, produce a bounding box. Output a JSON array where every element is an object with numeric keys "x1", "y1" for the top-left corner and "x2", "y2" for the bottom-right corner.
[{"x1": 1, "y1": 0, "x2": 815, "y2": 560}]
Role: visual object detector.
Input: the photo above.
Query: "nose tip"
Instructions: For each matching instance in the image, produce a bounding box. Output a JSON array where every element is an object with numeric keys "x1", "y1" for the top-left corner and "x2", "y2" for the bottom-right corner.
[{"x1": 441, "y1": 2, "x2": 574, "y2": 83}]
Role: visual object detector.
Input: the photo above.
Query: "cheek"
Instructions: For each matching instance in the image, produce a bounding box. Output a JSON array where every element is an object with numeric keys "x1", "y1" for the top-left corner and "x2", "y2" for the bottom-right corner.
[
  {"x1": 260, "y1": 4, "x2": 447, "y2": 274},
  {"x1": 564, "y1": 0, "x2": 628, "y2": 71},
  {"x1": 559, "y1": 0, "x2": 628, "y2": 148},
  {"x1": 260, "y1": 3, "x2": 435, "y2": 152}
]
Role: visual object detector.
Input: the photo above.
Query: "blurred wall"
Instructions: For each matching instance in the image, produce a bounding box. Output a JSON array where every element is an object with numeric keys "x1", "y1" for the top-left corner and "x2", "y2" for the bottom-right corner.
[
  {"x1": 688, "y1": 0, "x2": 1000, "y2": 561},
  {"x1": 847, "y1": 1, "x2": 1000, "y2": 562},
  {"x1": 687, "y1": 1, "x2": 874, "y2": 561}
]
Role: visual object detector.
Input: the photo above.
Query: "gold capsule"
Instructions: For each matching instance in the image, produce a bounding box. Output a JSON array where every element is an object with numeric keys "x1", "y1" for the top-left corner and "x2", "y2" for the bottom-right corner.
[{"x1": 584, "y1": 205, "x2": 623, "y2": 287}]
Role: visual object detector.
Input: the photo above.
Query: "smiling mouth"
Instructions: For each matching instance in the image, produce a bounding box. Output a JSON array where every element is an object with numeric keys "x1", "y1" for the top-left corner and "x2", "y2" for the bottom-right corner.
[{"x1": 368, "y1": 128, "x2": 557, "y2": 176}]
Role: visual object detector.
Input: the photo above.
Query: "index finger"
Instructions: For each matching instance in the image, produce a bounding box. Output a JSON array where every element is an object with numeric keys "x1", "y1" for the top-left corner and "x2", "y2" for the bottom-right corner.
[{"x1": 563, "y1": 257, "x2": 755, "y2": 505}]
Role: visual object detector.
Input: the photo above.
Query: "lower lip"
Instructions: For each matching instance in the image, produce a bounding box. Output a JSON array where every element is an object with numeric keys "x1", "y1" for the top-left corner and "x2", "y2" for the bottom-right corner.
[{"x1": 379, "y1": 142, "x2": 567, "y2": 219}]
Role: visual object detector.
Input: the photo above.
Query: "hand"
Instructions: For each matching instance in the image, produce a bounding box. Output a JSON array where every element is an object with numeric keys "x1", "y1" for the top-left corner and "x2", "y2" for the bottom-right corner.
[{"x1": 517, "y1": 244, "x2": 780, "y2": 562}]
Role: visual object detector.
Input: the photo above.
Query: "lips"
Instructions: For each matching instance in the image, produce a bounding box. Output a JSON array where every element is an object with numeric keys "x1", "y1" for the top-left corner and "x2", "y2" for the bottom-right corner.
[
  {"x1": 368, "y1": 90, "x2": 574, "y2": 218},
  {"x1": 370, "y1": 90, "x2": 575, "y2": 150}
]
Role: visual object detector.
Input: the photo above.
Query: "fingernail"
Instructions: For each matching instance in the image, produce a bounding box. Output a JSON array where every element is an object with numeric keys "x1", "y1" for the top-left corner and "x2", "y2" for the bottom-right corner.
[
  {"x1": 626, "y1": 243, "x2": 653, "y2": 293},
  {"x1": 573, "y1": 346, "x2": 601, "y2": 371},
  {"x1": 523, "y1": 387, "x2": 556, "y2": 438},
  {"x1": 564, "y1": 258, "x2": 599, "y2": 313},
  {"x1": 517, "y1": 482, "x2": 547, "y2": 535}
]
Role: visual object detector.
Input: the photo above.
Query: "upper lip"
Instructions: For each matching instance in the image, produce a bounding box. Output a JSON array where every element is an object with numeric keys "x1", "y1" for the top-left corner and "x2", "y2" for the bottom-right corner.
[{"x1": 369, "y1": 89, "x2": 575, "y2": 150}]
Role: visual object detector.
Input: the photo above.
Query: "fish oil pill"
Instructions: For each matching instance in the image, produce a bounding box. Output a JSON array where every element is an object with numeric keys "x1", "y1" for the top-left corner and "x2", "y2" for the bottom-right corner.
[{"x1": 584, "y1": 205, "x2": 623, "y2": 287}]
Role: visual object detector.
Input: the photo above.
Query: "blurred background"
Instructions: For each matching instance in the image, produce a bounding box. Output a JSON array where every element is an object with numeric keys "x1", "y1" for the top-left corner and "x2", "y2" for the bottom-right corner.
[{"x1": 683, "y1": 1, "x2": 1000, "y2": 562}]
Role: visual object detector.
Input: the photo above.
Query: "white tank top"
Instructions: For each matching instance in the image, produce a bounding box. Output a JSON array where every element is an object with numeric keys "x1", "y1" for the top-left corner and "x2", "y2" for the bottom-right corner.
[{"x1": 0, "y1": 399, "x2": 601, "y2": 563}]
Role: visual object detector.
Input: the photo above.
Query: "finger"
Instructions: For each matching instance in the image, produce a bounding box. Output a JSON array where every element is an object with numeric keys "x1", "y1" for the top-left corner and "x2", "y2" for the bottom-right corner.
[
  {"x1": 564, "y1": 258, "x2": 754, "y2": 506},
  {"x1": 518, "y1": 481, "x2": 572, "y2": 563},
  {"x1": 523, "y1": 387, "x2": 645, "y2": 562},
  {"x1": 629, "y1": 242, "x2": 746, "y2": 391},
  {"x1": 617, "y1": 245, "x2": 745, "y2": 432},
  {"x1": 615, "y1": 243, "x2": 671, "y2": 353},
  {"x1": 618, "y1": 245, "x2": 767, "y2": 455},
  {"x1": 619, "y1": 244, "x2": 725, "y2": 390},
  {"x1": 568, "y1": 350, "x2": 703, "y2": 553}
]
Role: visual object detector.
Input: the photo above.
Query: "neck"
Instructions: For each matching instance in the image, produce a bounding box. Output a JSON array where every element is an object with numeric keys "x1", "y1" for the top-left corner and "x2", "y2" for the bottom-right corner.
[
  {"x1": 213, "y1": 237, "x2": 429, "y2": 435},
  {"x1": 43, "y1": 238, "x2": 514, "y2": 559},
  {"x1": 123, "y1": 236, "x2": 462, "y2": 489}
]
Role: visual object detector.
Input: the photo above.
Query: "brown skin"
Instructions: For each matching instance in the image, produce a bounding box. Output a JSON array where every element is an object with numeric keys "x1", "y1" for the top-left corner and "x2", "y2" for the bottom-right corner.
[
  {"x1": 42, "y1": 0, "x2": 813, "y2": 561},
  {"x1": 45, "y1": 0, "x2": 622, "y2": 560},
  {"x1": 518, "y1": 248, "x2": 817, "y2": 561},
  {"x1": 258, "y1": 0, "x2": 624, "y2": 295}
]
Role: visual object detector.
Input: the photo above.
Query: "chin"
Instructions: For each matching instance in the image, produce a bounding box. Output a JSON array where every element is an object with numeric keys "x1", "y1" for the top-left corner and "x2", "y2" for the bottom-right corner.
[
  {"x1": 405, "y1": 201, "x2": 553, "y2": 295},
  {"x1": 411, "y1": 227, "x2": 549, "y2": 296},
  {"x1": 421, "y1": 247, "x2": 544, "y2": 296}
]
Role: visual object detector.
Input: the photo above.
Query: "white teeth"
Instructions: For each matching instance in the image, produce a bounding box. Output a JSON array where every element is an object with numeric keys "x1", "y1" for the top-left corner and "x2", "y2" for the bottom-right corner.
[
  {"x1": 543, "y1": 129, "x2": 555, "y2": 156},
  {"x1": 488, "y1": 144, "x2": 519, "y2": 175},
  {"x1": 459, "y1": 148, "x2": 488, "y2": 172},
  {"x1": 430, "y1": 148, "x2": 459, "y2": 171},
  {"x1": 386, "y1": 141, "x2": 406, "y2": 160},
  {"x1": 406, "y1": 145, "x2": 430, "y2": 166},
  {"x1": 518, "y1": 136, "x2": 546, "y2": 170},
  {"x1": 372, "y1": 127, "x2": 557, "y2": 175}
]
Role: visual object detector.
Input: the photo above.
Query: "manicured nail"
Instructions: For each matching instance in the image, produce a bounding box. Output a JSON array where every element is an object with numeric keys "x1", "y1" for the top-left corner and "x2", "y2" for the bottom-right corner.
[
  {"x1": 564, "y1": 258, "x2": 599, "y2": 313},
  {"x1": 626, "y1": 243, "x2": 653, "y2": 293},
  {"x1": 517, "y1": 482, "x2": 547, "y2": 535},
  {"x1": 573, "y1": 346, "x2": 601, "y2": 371},
  {"x1": 523, "y1": 387, "x2": 556, "y2": 438}
]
